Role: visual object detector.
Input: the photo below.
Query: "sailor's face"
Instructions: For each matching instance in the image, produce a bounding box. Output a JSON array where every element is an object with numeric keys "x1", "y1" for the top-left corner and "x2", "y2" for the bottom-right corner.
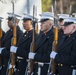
[
  {"x1": 40, "y1": 20, "x2": 51, "y2": 32},
  {"x1": 63, "y1": 24, "x2": 74, "y2": 34},
  {"x1": 8, "y1": 20, "x2": 14, "y2": 28},
  {"x1": 22, "y1": 20, "x2": 32, "y2": 30},
  {"x1": 58, "y1": 21, "x2": 64, "y2": 29}
]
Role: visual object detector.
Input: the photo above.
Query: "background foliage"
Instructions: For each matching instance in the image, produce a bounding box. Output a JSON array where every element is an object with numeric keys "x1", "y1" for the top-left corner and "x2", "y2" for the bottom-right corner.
[{"x1": 42, "y1": 0, "x2": 76, "y2": 14}]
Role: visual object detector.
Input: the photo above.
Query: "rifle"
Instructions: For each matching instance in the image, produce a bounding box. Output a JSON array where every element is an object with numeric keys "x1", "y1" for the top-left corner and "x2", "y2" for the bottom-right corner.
[
  {"x1": 35, "y1": 6, "x2": 39, "y2": 34},
  {"x1": 35, "y1": 23, "x2": 39, "y2": 34},
  {"x1": 47, "y1": 0, "x2": 58, "y2": 75},
  {"x1": 51, "y1": 0, "x2": 58, "y2": 74},
  {"x1": 47, "y1": 27, "x2": 58, "y2": 75},
  {"x1": 25, "y1": 5, "x2": 36, "y2": 75},
  {"x1": 50, "y1": 28, "x2": 58, "y2": 75},
  {"x1": 0, "y1": 17, "x2": 3, "y2": 69},
  {"x1": 8, "y1": 19, "x2": 17, "y2": 75},
  {"x1": 69, "y1": 0, "x2": 72, "y2": 17},
  {"x1": 8, "y1": 1, "x2": 17, "y2": 75}
]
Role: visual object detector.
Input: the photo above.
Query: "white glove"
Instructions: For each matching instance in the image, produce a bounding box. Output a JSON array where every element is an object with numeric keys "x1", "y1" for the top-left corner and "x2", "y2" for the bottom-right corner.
[
  {"x1": 8, "y1": 64, "x2": 12, "y2": 69},
  {"x1": 72, "y1": 69, "x2": 76, "y2": 75},
  {"x1": 28, "y1": 52, "x2": 36, "y2": 59},
  {"x1": 8, "y1": 64, "x2": 15, "y2": 69},
  {"x1": 49, "y1": 72, "x2": 56, "y2": 75},
  {"x1": 10, "y1": 46, "x2": 18, "y2": 53},
  {"x1": 0, "y1": 48, "x2": 4, "y2": 54},
  {"x1": 50, "y1": 51, "x2": 57, "y2": 59}
]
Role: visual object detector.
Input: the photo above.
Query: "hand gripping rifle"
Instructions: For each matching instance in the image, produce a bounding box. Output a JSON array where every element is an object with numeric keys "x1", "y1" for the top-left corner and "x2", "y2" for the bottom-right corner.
[
  {"x1": 47, "y1": 0, "x2": 58, "y2": 75},
  {"x1": 25, "y1": 5, "x2": 37, "y2": 75},
  {"x1": 0, "y1": 17, "x2": 3, "y2": 70},
  {"x1": 50, "y1": 28, "x2": 58, "y2": 75}
]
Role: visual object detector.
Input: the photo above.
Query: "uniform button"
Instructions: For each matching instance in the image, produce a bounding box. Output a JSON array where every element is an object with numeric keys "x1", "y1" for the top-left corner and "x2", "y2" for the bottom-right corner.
[
  {"x1": 61, "y1": 64, "x2": 63, "y2": 66},
  {"x1": 47, "y1": 37, "x2": 49, "y2": 38},
  {"x1": 73, "y1": 38, "x2": 75, "y2": 39},
  {"x1": 19, "y1": 60, "x2": 21, "y2": 62},
  {"x1": 17, "y1": 59, "x2": 18, "y2": 61},
  {"x1": 58, "y1": 63, "x2": 60, "y2": 66},
  {"x1": 17, "y1": 69, "x2": 20, "y2": 71},
  {"x1": 3, "y1": 65, "x2": 5, "y2": 67},
  {"x1": 29, "y1": 36, "x2": 31, "y2": 37},
  {"x1": 25, "y1": 35, "x2": 26, "y2": 36}
]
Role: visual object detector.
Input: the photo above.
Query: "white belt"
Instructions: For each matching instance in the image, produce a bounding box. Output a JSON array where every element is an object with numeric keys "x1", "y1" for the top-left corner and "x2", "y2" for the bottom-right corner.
[
  {"x1": 17, "y1": 56, "x2": 23, "y2": 59},
  {"x1": 35, "y1": 62, "x2": 50, "y2": 65}
]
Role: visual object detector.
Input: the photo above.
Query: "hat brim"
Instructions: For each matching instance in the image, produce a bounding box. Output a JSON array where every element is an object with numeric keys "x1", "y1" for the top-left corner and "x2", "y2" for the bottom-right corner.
[
  {"x1": 23, "y1": 18, "x2": 32, "y2": 21},
  {"x1": 62, "y1": 22, "x2": 74, "y2": 26},
  {"x1": 7, "y1": 17, "x2": 19, "y2": 21},
  {"x1": 39, "y1": 19, "x2": 50, "y2": 22},
  {"x1": 58, "y1": 18, "x2": 64, "y2": 22}
]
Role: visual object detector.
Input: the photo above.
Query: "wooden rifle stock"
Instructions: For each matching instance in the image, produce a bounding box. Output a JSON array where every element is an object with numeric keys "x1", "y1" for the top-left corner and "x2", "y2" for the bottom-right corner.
[
  {"x1": 29, "y1": 22, "x2": 36, "y2": 75},
  {"x1": 8, "y1": 25, "x2": 17, "y2": 75},
  {"x1": 50, "y1": 0, "x2": 58, "y2": 74},
  {"x1": 0, "y1": 28, "x2": 2, "y2": 46},
  {"x1": 25, "y1": 5, "x2": 36, "y2": 75},
  {"x1": 35, "y1": 24, "x2": 39, "y2": 34},
  {"x1": 0, "y1": 20, "x2": 2, "y2": 68},
  {"x1": 51, "y1": 28, "x2": 58, "y2": 75},
  {"x1": 0, "y1": 29, "x2": 2, "y2": 69},
  {"x1": 8, "y1": 1, "x2": 17, "y2": 75}
]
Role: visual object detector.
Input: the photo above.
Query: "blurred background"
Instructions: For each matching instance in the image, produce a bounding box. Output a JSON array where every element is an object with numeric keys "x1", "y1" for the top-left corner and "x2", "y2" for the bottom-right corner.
[
  {"x1": 42, "y1": 0, "x2": 76, "y2": 14},
  {"x1": 0, "y1": 0, "x2": 42, "y2": 31},
  {"x1": 0, "y1": 0, "x2": 76, "y2": 32}
]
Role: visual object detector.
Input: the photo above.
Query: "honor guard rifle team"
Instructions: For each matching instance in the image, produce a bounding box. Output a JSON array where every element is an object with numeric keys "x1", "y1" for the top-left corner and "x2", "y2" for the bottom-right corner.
[{"x1": 0, "y1": 11, "x2": 76, "y2": 75}]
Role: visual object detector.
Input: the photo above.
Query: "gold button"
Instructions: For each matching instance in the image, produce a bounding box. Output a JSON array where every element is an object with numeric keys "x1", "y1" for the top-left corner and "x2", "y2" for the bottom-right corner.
[
  {"x1": 61, "y1": 64, "x2": 63, "y2": 66},
  {"x1": 58, "y1": 63, "x2": 60, "y2": 66}
]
